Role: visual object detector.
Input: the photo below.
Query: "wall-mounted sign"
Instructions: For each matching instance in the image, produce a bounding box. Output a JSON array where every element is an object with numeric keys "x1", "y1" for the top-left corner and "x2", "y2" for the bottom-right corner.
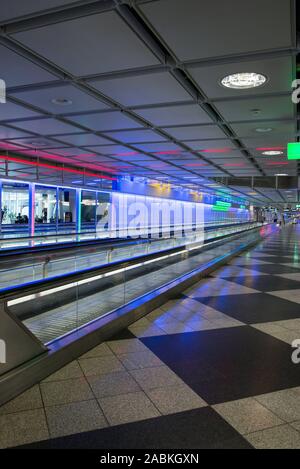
[
  {"x1": 287, "y1": 143, "x2": 300, "y2": 160},
  {"x1": 212, "y1": 200, "x2": 232, "y2": 212}
]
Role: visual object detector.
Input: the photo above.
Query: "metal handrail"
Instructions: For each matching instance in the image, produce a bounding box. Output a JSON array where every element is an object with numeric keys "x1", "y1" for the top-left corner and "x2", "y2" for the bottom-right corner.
[{"x1": 0, "y1": 223, "x2": 263, "y2": 302}]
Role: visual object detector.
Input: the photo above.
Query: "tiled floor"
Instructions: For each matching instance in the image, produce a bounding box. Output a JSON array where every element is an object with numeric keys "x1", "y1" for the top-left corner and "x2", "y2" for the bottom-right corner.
[{"x1": 1, "y1": 226, "x2": 300, "y2": 449}]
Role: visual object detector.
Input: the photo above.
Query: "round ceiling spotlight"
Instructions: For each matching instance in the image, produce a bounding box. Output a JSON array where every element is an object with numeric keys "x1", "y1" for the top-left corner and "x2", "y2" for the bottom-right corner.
[
  {"x1": 262, "y1": 150, "x2": 284, "y2": 156},
  {"x1": 51, "y1": 97, "x2": 73, "y2": 106},
  {"x1": 220, "y1": 72, "x2": 267, "y2": 90}
]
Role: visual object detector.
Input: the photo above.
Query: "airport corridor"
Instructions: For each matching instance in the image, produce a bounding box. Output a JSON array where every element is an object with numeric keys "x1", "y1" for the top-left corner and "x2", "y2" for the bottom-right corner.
[{"x1": 1, "y1": 225, "x2": 300, "y2": 449}]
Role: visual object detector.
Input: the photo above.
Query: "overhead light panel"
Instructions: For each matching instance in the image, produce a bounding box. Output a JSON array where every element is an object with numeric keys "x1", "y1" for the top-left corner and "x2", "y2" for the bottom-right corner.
[
  {"x1": 255, "y1": 127, "x2": 273, "y2": 133},
  {"x1": 262, "y1": 150, "x2": 283, "y2": 156},
  {"x1": 220, "y1": 73, "x2": 267, "y2": 90}
]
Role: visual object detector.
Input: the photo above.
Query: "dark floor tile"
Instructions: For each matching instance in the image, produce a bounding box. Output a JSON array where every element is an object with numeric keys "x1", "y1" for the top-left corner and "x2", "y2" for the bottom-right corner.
[
  {"x1": 109, "y1": 329, "x2": 136, "y2": 341},
  {"x1": 17, "y1": 407, "x2": 253, "y2": 449},
  {"x1": 257, "y1": 250, "x2": 297, "y2": 256},
  {"x1": 248, "y1": 256, "x2": 296, "y2": 263},
  {"x1": 225, "y1": 275, "x2": 300, "y2": 292},
  {"x1": 235, "y1": 264, "x2": 300, "y2": 275},
  {"x1": 141, "y1": 327, "x2": 300, "y2": 404},
  {"x1": 197, "y1": 293, "x2": 300, "y2": 324}
]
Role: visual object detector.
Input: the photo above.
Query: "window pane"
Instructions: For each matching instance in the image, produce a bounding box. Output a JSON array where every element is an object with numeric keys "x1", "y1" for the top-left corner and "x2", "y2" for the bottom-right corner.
[
  {"x1": 58, "y1": 188, "x2": 76, "y2": 224},
  {"x1": 96, "y1": 192, "x2": 111, "y2": 234},
  {"x1": 1, "y1": 183, "x2": 29, "y2": 225},
  {"x1": 35, "y1": 186, "x2": 57, "y2": 224},
  {"x1": 81, "y1": 191, "x2": 96, "y2": 224}
]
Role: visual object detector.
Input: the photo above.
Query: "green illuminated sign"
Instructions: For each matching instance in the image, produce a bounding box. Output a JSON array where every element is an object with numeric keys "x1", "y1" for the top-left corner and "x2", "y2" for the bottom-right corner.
[
  {"x1": 287, "y1": 143, "x2": 300, "y2": 160},
  {"x1": 212, "y1": 200, "x2": 232, "y2": 212},
  {"x1": 212, "y1": 206, "x2": 228, "y2": 212}
]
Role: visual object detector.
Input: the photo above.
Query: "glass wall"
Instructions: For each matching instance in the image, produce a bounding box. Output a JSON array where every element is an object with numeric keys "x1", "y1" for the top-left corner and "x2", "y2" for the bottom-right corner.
[
  {"x1": 1, "y1": 183, "x2": 29, "y2": 225},
  {"x1": 81, "y1": 190, "x2": 96, "y2": 228},
  {"x1": 58, "y1": 188, "x2": 76, "y2": 225},
  {"x1": 0, "y1": 179, "x2": 252, "y2": 238},
  {"x1": 35, "y1": 186, "x2": 57, "y2": 224}
]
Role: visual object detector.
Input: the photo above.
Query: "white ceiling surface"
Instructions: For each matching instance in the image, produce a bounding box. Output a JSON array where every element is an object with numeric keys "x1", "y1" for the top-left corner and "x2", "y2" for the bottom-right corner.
[{"x1": 0, "y1": 0, "x2": 297, "y2": 202}]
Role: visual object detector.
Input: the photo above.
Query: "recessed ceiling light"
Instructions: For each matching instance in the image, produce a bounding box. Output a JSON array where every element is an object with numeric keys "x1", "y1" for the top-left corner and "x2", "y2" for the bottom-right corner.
[
  {"x1": 51, "y1": 97, "x2": 73, "y2": 106},
  {"x1": 28, "y1": 140, "x2": 48, "y2": 146},
  {"x1": 220, "y1": 72, "x2": 267, "y2": 90},
  {"x1": 251, "y1": 109, "x2": 261, "y2": 116},
  {"x1": 262, "y1": 150, "x2": 284, "y2": 156},
  {"x1": 255, "y1": 127, "x2": 273, "y2": 133},
  {"x1": 275, "y1": 173, "x2": 288, "y2": 176}
]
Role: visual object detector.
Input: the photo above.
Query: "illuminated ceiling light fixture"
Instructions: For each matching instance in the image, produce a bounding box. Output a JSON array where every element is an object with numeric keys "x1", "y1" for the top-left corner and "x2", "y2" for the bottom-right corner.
[
  {"x1": 28, "y1": 140, "x2": 48, "y2": 147},
  {"x1": 255, "y1": 127, "x2": 273, "y2": 133},
  {"x1": 262, "y1": 150, "x2": 284, "y2": 156},
  {"x1": 275, "y1": 173, "x2": 288, "y2": 176},
  {"x1": 220, "y1": 72, "x2": 267, "y2": 90},
  {"x1": 51, "y1": 97, "x2": 73, "y2": 106}
]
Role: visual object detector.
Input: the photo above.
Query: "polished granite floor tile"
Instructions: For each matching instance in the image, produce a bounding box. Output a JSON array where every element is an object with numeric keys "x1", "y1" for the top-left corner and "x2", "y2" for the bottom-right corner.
[
  {"x1": 87, "y1": 371, "x2": 141, "y2": 398},
  {"x1": 18, "y1": 407, "x2": 253, "y2": 449},
  {"x1": 291, "y1": 421, "x2": 300, "y2": 432},
  {"x1": 229, "y1": 258, "x2": 273, "y2": 266},
  {"x1": 247, "y1": 253, "x2": 277, "y2": 258},
  {"x1": 242, "y1": 264, "x2": 300, "y2": 275},
  {"x1": 247, "y1": 256, "x2": 297, "y2": 264},
  {"x1": 276, "y1": 272, "x2": 300, "y2": 281},
  {"x1": 0, "y1": 409, "x2": 49, "y2": 449},
  {"x1": 0, "y1": 386, "x2": 43, "y2": 415},
  {"x1": 245, "y1": 424, "x2": 300, "y2": 449},
  {"x1": 184, "y1": 277, "x2": 259, "y2": 298},
  {"x1": 274, "y1": 318, "x2": 300, "y2": 330},
  {"x1": 107, "y1": 338, "x2": 150, "y2": 355},
  {"x1": 211, "y1": 266, "x2": 268, "y2": 278},
  {"x1": 42, "y1": 361, "x2": 84, "y2": 382},
  {"x1": 145, "y1": 384, "x2": 207, "y2": 415},
  {"x1": 213, "y1": 397, "x2": 283, "y2": 435},
  {"x1": 251, "y1": 322, "x2": 300, "y2": 345},
  {"x1": 129, "y1": 323, "x2": 167, "y2": 337},
  {"x1": 281, "y1": 262, "x2": 300, "y2": 269},
  {"x1": 267, "y1": 289, "x2": 300, "y2": 304},
  {"x1": 130, "y1": 365, "x2": 183, "y2": 391},
  {"x1": 255, "y1": 250, "x2": 298, "y2": 257},
  {"x1": 224, "y1": 274, "x2": 300, "y2": 292},
  {"x1": 141, "y1": 327, "x2": 300, "y2": 404},
  {"x1": 40, "y1": 377, "x2": 94, "y2": 407},
  {"x1": 98, "y1": 391, "x2": 160, "y2": 426},
  {"x1": 78, "y1": 355, "x2": 125, "y2": 377},
  {"x1": 197, "y1": 293, "x2": 300, "y2": 324},
  {"x1": 254, "y1": 387, "x2": 300, "y2": 423},
  {"x1": 79, "y1": 342, "x2": 115, "y2": 360},
  {"x1": 45, "y1": 400, "x2": 108, "y2": 438},
  {"x1": 117, "y1": 350, "x2": 164, "y2": 370}
]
